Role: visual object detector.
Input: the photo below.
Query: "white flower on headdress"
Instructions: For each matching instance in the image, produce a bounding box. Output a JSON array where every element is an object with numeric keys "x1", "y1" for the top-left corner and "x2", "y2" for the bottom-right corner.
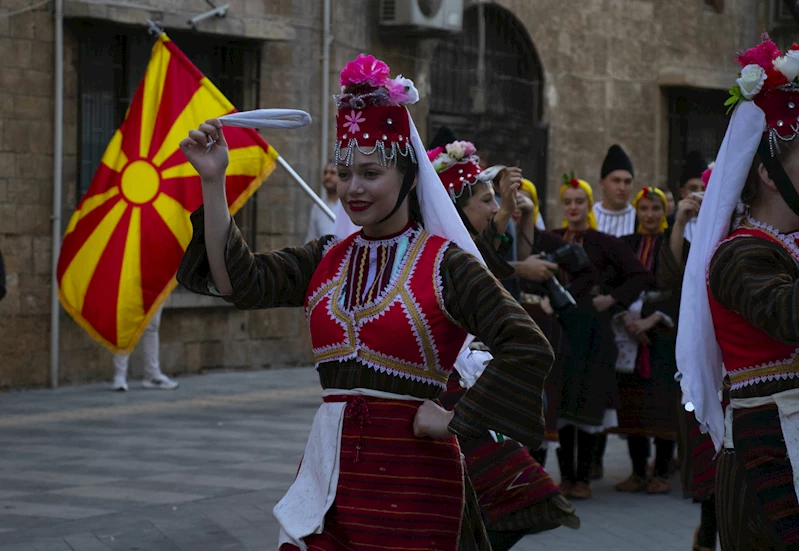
[
  {"x1": 445, "y1": 141, "x2": 476, "y2": 161},
  {"x1": 446, "y1": 141, "x2": 467, "y2": 160},
  {"x1": 395, "y1": 75, "x2": 419, "y2": 104},
  {"x1": 343, "y1": 110, "x2": 365, "y2": 134},
  {"x1": 736, "y1": 64, "x2": 767, "y2": 100},
  {"x1": 774, "y1": 51, "x2": 799, "y2": 82}
]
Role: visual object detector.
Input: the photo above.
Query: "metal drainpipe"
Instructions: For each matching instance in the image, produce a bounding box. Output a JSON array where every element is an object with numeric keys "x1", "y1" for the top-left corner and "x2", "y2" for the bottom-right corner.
[
  {"x1": 320, "y1": 0, "x2": 332, "y2": 188},
  {"x1": 50, "y1": 0, "x2": 64, "y2": 388}
]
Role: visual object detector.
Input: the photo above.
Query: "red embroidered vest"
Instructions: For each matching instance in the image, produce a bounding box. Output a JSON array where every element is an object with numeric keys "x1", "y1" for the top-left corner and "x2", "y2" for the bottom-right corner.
[
  {"x1": 304, "y1": 228, "x2": 467, "y2": 390},
  {"x1": 708, "y1": 223, "x2": 799, "y2": 391}
]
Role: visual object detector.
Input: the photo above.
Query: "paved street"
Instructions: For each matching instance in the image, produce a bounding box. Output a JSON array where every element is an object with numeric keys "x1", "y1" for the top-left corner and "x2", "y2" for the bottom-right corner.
[{"x1": 0, "y1": 368, "x2": 706, "y2": 551}]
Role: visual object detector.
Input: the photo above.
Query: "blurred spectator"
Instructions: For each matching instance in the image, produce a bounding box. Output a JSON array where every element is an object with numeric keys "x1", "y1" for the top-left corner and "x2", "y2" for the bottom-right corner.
[
  {"x1": 112, "y1": 307, "x2": 178, "y2": 391},
  {"x1": 305, "y1": 162, "x2": 341, "y2": 242}
]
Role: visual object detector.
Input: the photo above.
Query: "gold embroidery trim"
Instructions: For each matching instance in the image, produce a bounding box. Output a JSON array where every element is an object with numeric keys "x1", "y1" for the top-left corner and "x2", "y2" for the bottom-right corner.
[
  {"x1": 399, "y1": 287, "x2": 436, "y2": 370},
  {"x1": 729, "y1": 361, "x2": 799, "y2": 386}
]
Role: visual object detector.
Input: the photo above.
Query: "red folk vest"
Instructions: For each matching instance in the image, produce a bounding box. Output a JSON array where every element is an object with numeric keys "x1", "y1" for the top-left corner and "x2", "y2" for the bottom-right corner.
[
  {"x1": 708, "y1": 223, "x2": 799, "y2": 391},
  {"x1": 304, "y1": 228, "x2": 467, "y2": 390}
]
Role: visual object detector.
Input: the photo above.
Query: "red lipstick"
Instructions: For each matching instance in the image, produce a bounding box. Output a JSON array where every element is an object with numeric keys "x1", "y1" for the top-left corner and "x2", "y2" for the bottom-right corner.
[{"x1": 348, "y1": 201, "x2": 372, "y2": 212}]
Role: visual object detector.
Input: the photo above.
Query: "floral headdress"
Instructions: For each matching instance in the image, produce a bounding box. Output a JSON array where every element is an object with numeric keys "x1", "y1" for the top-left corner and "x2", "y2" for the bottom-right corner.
[
  {"x1": 333, "y1": 54, "x2": 420, "y2": 167},
  {"x1": 726, "y1": 34, "x2": 799, "y2": 156},
  {"x1": 427, "y1": 141, "x2": 486, "y2": 202}
]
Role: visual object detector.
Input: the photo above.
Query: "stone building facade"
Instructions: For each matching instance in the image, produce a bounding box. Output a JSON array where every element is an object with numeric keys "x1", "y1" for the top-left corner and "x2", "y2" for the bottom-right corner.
[{"x1": 0, "y1": 0, "x2": 772, "y2": 387}]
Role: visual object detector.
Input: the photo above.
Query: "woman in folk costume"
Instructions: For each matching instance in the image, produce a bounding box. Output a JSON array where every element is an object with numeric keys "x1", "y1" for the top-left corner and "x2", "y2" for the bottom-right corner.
[
  {"x1": 659, "y1": 166, "x2": 727, "y2": 551},
  {"x1": 177, "y1": 55, "x2": 555, "y2": 551},
  {"x1": 610, "y1": 187, "x2": 680, "y2": 495},
  {"x1": 678, "y1": 37, "x2": 799, "y2": 550},
  {"x1": 549, "y1": 176, "x2": 652, "y2": 499},
  {"x1": 429, "y1": 143, "x2": 579, "y2": 551}
]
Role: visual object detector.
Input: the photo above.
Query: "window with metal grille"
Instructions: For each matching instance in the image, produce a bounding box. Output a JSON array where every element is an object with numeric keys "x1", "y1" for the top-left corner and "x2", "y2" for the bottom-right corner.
[{"x1": 75, "y1": 22, "x2": 262, "y2": 245}]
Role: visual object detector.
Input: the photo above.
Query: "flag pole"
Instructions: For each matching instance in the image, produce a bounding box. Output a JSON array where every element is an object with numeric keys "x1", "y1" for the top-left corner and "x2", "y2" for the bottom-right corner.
[
  {"x1": 49, "y1": 0, "x2": 64, "y2": 388},
  {"x1": 277, "y1": 156, "x2": 336, "y2": 221}
]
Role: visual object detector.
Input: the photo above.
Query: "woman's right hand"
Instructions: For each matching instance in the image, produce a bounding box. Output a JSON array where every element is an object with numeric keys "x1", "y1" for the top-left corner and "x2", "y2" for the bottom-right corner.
[
  {"x1": 179, "y1": 119, "x2": 229, "y2": 183},
  {"x1": 675, "y1": 194, "x2": 702, "y2": 225}
]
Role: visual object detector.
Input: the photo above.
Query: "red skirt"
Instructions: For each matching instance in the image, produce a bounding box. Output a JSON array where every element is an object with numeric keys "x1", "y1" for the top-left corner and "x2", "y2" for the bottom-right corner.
[
  {"x1": 280, "y1": 396, "x2": 465, "y2": 551},
  {"x1": 465, "y1": 438, "x2": 560, "y2": 523}
]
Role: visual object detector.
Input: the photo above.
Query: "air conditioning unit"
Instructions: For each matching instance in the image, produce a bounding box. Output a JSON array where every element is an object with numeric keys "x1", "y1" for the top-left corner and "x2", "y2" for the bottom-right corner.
[{"x1": 379, "y1": 0, "x2": 464, "y2": 35}]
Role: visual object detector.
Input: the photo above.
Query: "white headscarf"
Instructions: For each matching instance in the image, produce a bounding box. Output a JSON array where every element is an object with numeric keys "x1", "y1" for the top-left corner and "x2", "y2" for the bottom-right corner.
[{"x1": 676, "y1": 100, "x2": 766, "y2": 451}]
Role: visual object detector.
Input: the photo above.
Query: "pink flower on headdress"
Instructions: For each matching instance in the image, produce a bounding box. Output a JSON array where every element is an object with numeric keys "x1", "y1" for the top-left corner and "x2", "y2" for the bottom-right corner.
[
  {"x1": 736, "y1": 37, "x2": 782, "y2": 71},
  {"x1": 427, "y1": 146, "x2": 445, "y2": 162},
  {"x1": 343, "y1": 110, "x2": 366, "y2": 134},
  {"x1": 340, "y1": 54, "x2": 391, "y2": 88},
  {"x1": 385, "y1": 79, "x2": 409, "y2": 104}
]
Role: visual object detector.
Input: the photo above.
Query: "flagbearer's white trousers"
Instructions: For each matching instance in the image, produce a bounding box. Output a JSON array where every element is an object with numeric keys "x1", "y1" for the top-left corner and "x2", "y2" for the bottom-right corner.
[{"x1": 113, "y1": 307, "x2": 163, "y2": 380}]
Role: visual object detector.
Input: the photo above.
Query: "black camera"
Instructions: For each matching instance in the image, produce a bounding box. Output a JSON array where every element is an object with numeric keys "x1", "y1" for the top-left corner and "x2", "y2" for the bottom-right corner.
[{"x1": 540, "y1": 244, "x2": 590, "y2": 314}]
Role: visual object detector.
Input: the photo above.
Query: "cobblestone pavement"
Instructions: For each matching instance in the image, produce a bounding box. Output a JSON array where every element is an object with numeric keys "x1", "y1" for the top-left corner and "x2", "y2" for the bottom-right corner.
[{"x1": 0, "y1": 368, "x2": 707, "y2": 550}]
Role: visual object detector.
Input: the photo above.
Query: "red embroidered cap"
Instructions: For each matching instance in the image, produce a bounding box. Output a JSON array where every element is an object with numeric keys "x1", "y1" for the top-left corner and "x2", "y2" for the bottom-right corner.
[
  {"x1": 333, "y1": 54, "x2": 419, "y2": 167},
  {"x1": 427, "y1": 141, "x2": 486, "y2": 201}
]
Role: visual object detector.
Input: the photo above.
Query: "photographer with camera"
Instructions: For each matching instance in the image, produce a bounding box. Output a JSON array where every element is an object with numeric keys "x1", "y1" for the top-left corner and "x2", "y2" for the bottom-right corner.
[
  {"x1": 550, "y1": 175, "x2": 652, "y2": 500},
  {"x1": 429, "y1": 142, "x2": 580, "y2": 551}
]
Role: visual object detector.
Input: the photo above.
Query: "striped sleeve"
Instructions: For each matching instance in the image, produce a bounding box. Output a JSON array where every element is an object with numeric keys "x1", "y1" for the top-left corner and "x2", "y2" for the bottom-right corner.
[
  {"x1": 177, "y1": 207, "x2": 335, "y2": 309},
  {"x1": 441, "y1": 245, "x2": 555, "y2": 449},
  {"x1": 708, "y1": 236, "x2": 799, "y2": 344}
]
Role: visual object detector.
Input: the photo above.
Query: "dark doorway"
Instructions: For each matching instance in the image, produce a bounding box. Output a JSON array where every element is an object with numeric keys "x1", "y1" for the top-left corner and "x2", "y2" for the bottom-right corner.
[{"x1": 429, "y1": 4, "x2": 547, "y2": 215}]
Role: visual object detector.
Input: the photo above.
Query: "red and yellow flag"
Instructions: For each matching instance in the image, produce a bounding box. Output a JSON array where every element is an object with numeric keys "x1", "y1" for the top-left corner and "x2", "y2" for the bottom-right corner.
[{"x1": 57, "y1": 33, "x2": 277, "y2": 354}]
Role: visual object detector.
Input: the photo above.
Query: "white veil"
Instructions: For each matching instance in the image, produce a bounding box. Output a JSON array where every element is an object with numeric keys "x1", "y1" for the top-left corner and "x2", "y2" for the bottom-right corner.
[{"x1": 676, "y1": 101, "x2": 766, "y2": 451}]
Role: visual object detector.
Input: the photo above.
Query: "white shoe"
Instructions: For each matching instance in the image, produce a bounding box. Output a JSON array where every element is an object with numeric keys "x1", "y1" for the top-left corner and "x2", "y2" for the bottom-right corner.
[
  {"x1": 112, "y1": 376, "x2": 129, "y2": 392},
  {"x1": 141, "y1": 374, "x2": 179, "y2": 390}
]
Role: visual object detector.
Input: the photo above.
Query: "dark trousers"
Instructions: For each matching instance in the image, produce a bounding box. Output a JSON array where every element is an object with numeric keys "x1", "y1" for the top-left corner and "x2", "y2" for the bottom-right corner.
[
  {"x1": 592, "y1": 433, "x2": 607, "y2": 469},
  {"x1": 557, "y1": 425, "x2": 596, "y2": 483},
  {"x1": 627, "y1": 435, "x2": 676, "y2": 478}
]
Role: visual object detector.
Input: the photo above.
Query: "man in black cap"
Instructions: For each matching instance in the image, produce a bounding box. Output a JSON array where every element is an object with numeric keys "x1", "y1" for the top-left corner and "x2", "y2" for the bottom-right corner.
[
  {"x1": 593, "y1": 144, "x2": 637, "y2": 237},
  {"x1": 589, "y1": 144, "x2": 637, "y2": 481}
]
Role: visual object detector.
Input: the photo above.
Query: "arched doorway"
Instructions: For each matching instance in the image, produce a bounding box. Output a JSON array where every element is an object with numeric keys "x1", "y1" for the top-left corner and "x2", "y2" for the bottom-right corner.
[{"x1": 429, "y1": 3, "x2": 547, "y2": 213}]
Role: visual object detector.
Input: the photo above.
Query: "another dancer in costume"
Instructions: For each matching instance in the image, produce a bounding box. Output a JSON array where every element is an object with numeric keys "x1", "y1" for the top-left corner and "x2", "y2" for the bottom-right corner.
[
  {"x1": 177, "y1": 55, "x2": 554, "y2": 551},
  {"x1": 551, "y1": 176, "x2": 651, "y2": 499},
  {"x1": 430, "y1": 143, "x2": 579, "y2": 551},
  {"x1": 678, "y1": 37, "x2": 799, "y2": 550},
  {"x1": 611, "y1": 187, "x2": 679, "y2": 495},
  {"x1": 593, "y1": 144, "x2": 637, "y2": 237}
]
